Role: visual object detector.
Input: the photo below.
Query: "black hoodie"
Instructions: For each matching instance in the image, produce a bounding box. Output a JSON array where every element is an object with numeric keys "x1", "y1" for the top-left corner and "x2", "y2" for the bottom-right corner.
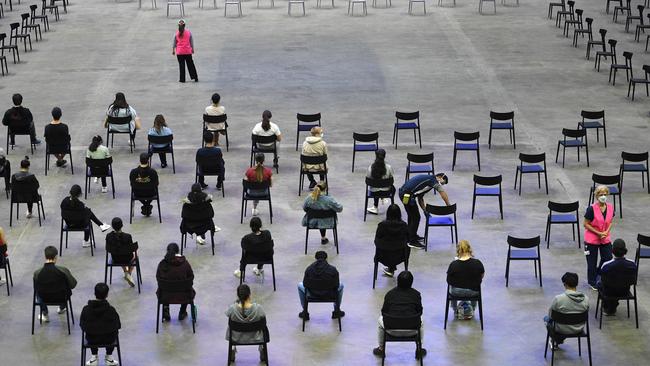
[
  {"x1": 80, "y1": 299, "x2": 121, "y2": 335},
  {"x1": 303, "y1": 259, "x2": 340, "y2": 298},
  {"x1": 374, "y1": 219, "x2": 410, "y2": 266}
]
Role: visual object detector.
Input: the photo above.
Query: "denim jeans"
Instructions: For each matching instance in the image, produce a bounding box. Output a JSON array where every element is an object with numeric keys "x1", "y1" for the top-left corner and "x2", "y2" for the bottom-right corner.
[
  {"x1": 543, "y1": 315, "x2": 567, "y2": 344},
  {"x1": 449, "y1": 286, "x2": 479, "y2": 309},
  {"x1": 585, "y1": 243, "x2": 613, "y2": 286},
  {"x1": 297, "y1": 282, "x2": 344, "y2": 311},
  {"x1": 36, "y1": 294, "x2": 65, "y2": 315}
]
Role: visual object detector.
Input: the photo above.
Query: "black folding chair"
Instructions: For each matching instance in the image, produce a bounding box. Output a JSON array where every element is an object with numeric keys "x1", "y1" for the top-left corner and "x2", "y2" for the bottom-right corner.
[
  {"x1": 155, "y1": 279, "x2": 196, "y2": 334},
  {"x1": 620, "y1": 151, "x2": 649, "y2": 193},
  {"x1": 296, "y1": 112, "x2": 321, "y2": 151},
  {"x1": 6, "y1": 124, "x2": 36, "y2": 153},
  {"x1": 31, "y1": 285, "x2": 74, "y2": 335},
  {"x1": 195, "y1": 155, "x2": 226, "y2": 198},
  {"x1": 372, "y1": 247, "x2": 409, "y2": 289},
  {"x1": 505, "y1": 235, "x2": 542, "y2": 287},
  {"x1": 9, "y1": 185, "x2": 44, "y2": 227},
  {"x1": 544, "y1": 310, "x2": 592, "y2": 366},
  {"x1": 241, "y1": 180, "x2": 273, "y2": 224},
  {"x1": 577, "y1": 110, "x2": 606, "y2": 148},
  {"x1": 44, "y1": 141, "x2": 73, "y2": 176},
  {"x1": 1, "y1": 255, "x2": 14, "y2": 296},
  {"x1": 488, "y1": 111, "x2": 515, "y2": 149},
  {"x1": 202, "y1": 114, "x2": 228, "y2": 151},
  {"x1": 240, "y1": 250, "x2": 276, "y2": 291},
  {"x1": 302, "y1": 279, "x2": 342, "y2": 332},
  {"x1": 298, "y1": 154, "x2": 328, "y2": 196},
  {"x1": 595, "y1": 280, "x2": 638, "y2": 329},
  {"x1": 148, "y1": 134, "x2": 176, "y2": 173},
  {"x1": 545, "y1": 201, "x2": 580, "y2": 248},
  {"x1": 393, "y1": 111, "x2": 421, "y2": 149},
  {"x1": 85, "y1": 157, "x2": 115, "y2": 199},
  {"x1": 180, "y1": 228, "x2": 216, "y2": 256},
  {"x1": 635, "y1": 233, "x2": 650, "y2": 271},
  {"x1": 471, "y1": 175, "x2": 503, "y2": 219},
  {"x1": 130, "y1": 189, "x2": 162, "y2": 224},
  {"x1": 59, "y1": 217, "x2": 96, "y2": 256},
  {"x1": 105, "y1": 250, "x2": 142, "y2": 293},
  {"x1": 251, "y1": 135, "x2": 279, "y2": 173}
]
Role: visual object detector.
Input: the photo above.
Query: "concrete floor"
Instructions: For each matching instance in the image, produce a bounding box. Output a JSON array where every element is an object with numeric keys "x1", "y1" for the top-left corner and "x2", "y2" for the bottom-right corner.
[{"x1": 0, "y1": 0, "x2": 649, "y2": 365}]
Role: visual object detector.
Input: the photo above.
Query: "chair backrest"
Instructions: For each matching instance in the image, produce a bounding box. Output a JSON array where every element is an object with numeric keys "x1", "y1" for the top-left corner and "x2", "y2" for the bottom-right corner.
[
  {"x1": 300, "y1": 154, "x2": 328, "y2": 166},
  {"x1": 366, "y1": 176, "x2": 394, "y2": 190},
  {"x1": 10, "y1": 23, "x2": 20, "y2": 32},
  {"x1": 21, "y1": 14, "x2": 30, "y2": 26},
  {"x1": 157, "y1": 278, "x2": 193, "y2": 295},
  {"x1": 382, "y1": 313, "x2": 422, "y2": 331},
  {"x1": 0, "y1": 33, "x2": 6, "y2": 46},
  {"x1": 252, "y1": 134, "x2": 278, "y2": 145},
  {"x1": 507, "y1": 235, "x2": 541, "y2": 249},
  {"x1": 30, "y1": 5, "x2": 38, "y2": 13},
  {"x1": 306, "y1": 208, "x2": 337, "y2": 220},
  {"x1": 548, "y1": 200, "x2": 579, "y2": 213},
  {"x1": 228, "y1": 317, "x2": 268, "y2": 333},
  {"x1": 599, "y1": 28, "x2": 607, "y2": 40},
  {"x1": 395, "y1": 111, "x2": 419, "y2": 122},
  {"x1": 406, "y1": 152, "x2": 433, "y2": 164},
  {"x1": 106, "y1": 115, "x2": 132, "y2": 126},
  {"x1": 550, "y1": 310, "x2": 588, "y2": 326},
  {"x1": 353, "y1": 132, "x2": 379, "y2": 143},
  {"x1": 242, "y1": 179, "x2": 271, "y2": 191},
  {"x1": 621, "y1": 151, "x2": 648, "y2": 163},
  {"x1": 425, "y1": 203, "x2": 457, "y2": 216},
  {"x1": 519, "y1": 152, "x2": 545, "y2": 164},
  {"x1": 86, "y1": 157, "x2": 113, "y2": 169},
  {"x1": 196, "y1": 153, "x2": 222, "y2": 173},
  {"x1": 454, "y1": 131, "x2": 480, "y2": 141},
  {"x1": 473, "y1": 174, "x2": 502, "y2": 186},
  {"x1": 608, "y1": 39, "x2": 617, "y2": 51},
  {"x1": 147, "y1": 134, "x2": 173, "y2": 145},
  {"x1": 490, "y1": 111, "x2": 514, "y2": 122},
  {"x1": 623, "y1": 51, "x2": 633, "y2": 65},
  {"x1": 642, "y1": 65, "x2": 650, "y2": 77},
  {"x1": 297, "y1": 112, "x2": 321, "y2": 126},
  {"x1": 562, "y1": 128, "x2": 586, "y2": 139},
  {"x1": 585, "y1": 17, "x2": 593, "y2": 27},
  {"x1": 591, "y1": 173, "x2": 620, "y2": 186},
  {"x1": 581, "y1": 110, "x2": 604, "y2": 121},
  {"x1": 638, "y1": 233, "x2": 650, "y2": 247},
  {"x1": 638, "y1": 5, "x2": 645, "y2": 15},
  {"x1": 575, "y1": 9, "x2": 583, "y2": 18},
  {"x1": 567, "y1": 0, "x2": 574, "y2": 10},
  {"x1": 203, "y1": 114, "x2": 228, "y2": 125}
]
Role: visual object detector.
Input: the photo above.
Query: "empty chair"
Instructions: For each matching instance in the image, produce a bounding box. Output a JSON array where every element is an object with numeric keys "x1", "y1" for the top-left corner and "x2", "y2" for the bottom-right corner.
[
  {"x1": 556, "y1": 0, "x2": 574, "y2": 28},
  {"x1": 352, "y1": 132, "x2": 379, "y2": 172},
  {"x1": 635, "y1": 233, "x2": 650, "y2": 269},
  {"x1": 488, "y1": 111, "x2": 515, "y2": 149},
  {"x1": 544, "y1": 310, "x2": 592, "y2": 366},
  {"x1": 505, "y1": 235, "x2": 543, "y2": 287},
  {"x1": 586, "y1": 28, "x2": 606, "y2": 60},
  {"x1": 514, "y1": 152, "x2": 548, "y2": 195},
  {"x1": 1, "y1": 249, "x2": 14, "y2": 297},
  {"x1": 0, "y1": 33, "x2": 19, "y2": 65},
  {"x1": 577, "y1": 110, "x2": 606, "y2": 148},
  {"x1": 21, "y1": 13, "x2": 41, "y2": 42},
  {"x1": 288, "y1": 0, "x2": 306, "y2": 15},
  {"x1": 555, "y1": 128, "x2": 589, "y2": 168},
  {"x1": 10, "y1": 23, "x2": 31, "y2": 53},
  {"x1": 545, "y1": 201, "x2": 580, "y2": 248},
  {"x1": 393, "y1": 111, "x2": 422, "y2": 149},
  {"x1": 224, "y1": 0, "x2": 242, "y2": 17},
  {"x1": 563, "y1": 8, "x2": 583, "y2": 38},
  {"x1": 0, "y1": 39, "x2": 8, "y2": 76},
  {"x1": 613, "y1": 0, "x2": 631, "y2": 23},
  {"x1": 51, "y1": 0, "x2": 67, "y2": 13},
  {"x1": 625, "y1": 5, "x2": 644, "y2": 32},
  {"x1": 609, "y1": 51, "x2": 632, "y2": 86},
  {"x1": 479, "y1": 0, "x2": 496, "y2": 14},
  {"x1": 408, "y1": 0, "x2": 426, "y2": 15},
  {"x1": 606, "y1": 0, "x2": 622, "y2": 14},
  {"x1": 167, "y1": 0, "x2": 184, "y2": 17},
  {"x1": 589, "y1": 173, "x2": 622, "y2": 218},
  {"x1": 635, "y1": 14, "x2": 650, "y2": 41},
  {"x1": 404, "y1": 152, "x2": 434, "y2": 182},
  {"x1": 471, "y1": 175, "x2": 503, "y2": 219},
  {"x1": 595, "y1": 39, "x2": 617, "y2": 72},
  {"x1": 296, "y1": 113, "x2": 321, "y2": 151},
  {"x1": 452, "y1": 131, "x2": 480, "y2": 171},
  {"x1": 348, "y1": 0, "x2": 368, "y2": 15},
  {"x1": 42, "y1": 0, "x2": 60, "y2": 22},
  {"x1": 548, "y1": 0, "x2": 565, "y2": 19},
  {"x1": 423, "y1": 203, "x2": 458, "y2": 250},
  {"x1": 628, "y1": 65, "x2": 650, "y2": 100},
  {"x1": 574, "y1": 17, "x2": 593, "y2": 47},
  {"x1": 619, "y1": 151, "x2": 649, "y2": 193},
  {"x1": 30, "y1": 5, "x2": 49, "y2": 33}
]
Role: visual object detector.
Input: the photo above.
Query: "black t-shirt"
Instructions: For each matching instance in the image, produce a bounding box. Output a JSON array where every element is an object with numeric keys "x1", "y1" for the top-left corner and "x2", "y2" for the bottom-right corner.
[
  {"x1": 584, "y1": 205, "x2": 612, "y2": 221},
  {"x1": 44, "y1": 123, "x2": 70, "y2": 146},
  {"x1": 446, "y1": 258, "x2": 485, "y2": 291},
  {"x1": 241, "y1": 230, "x2": 274, "y2": 254}
]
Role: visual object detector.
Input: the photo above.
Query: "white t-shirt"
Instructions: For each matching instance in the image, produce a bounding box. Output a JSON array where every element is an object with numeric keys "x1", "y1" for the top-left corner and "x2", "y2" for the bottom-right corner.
[
  {"x1": 204, "y1": 105, "x2": 226, "y2": 131},
  {"x1": 106, "y1": 105, "x2": 137, "y2": 133},
  {"x1": 252, "y1": 122, "x2": 281, "y2": 148}
]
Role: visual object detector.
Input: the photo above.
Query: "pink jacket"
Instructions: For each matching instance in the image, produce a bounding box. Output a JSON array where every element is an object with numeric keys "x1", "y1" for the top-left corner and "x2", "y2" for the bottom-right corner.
[{"x1": 584, "y1": 202, "x2": 613, "y2": 245}]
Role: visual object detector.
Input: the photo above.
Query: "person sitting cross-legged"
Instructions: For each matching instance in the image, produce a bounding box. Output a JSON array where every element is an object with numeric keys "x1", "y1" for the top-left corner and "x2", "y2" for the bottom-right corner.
[
  {"x1": 33, "y1": 246, "x2": 78, "y2": 323},
  {"x1": 234, "y1": 217, "x2": 274, "y2": 279},
  {"x1": 105, "y1": 217, "x2": 138, "y2": 288},
  {"x1": 373, "y1": 271, "x2": 426, "y2": 359},
  {"x1": 298, "y1": 250, "x2": 345, "y2": 320},
  {"x1": 597, "y1": 239, "x2": 638, "y2": 316},
  {"x1": 80, "y1": 282, "x2": 121, "y2": 366},
  {"x1": 129, "y1": 152, "x2": 159, "y2": 217},
  {"x1": 543, "y1": 272, "x2": 589, "y2": 351},
  {"x1": 196, "y1": 131, "x2": 225, "y2": 190},
  {"x1": 180, "y1": 183, "x2": 220, "y2": 246},
  {"x1": 60, "y1": 184, "x2": 112, "y2": 248}
]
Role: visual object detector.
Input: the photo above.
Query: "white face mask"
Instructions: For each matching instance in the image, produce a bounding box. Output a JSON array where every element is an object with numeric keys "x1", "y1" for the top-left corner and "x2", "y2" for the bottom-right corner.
[{"x1": 597, "y1": 195, "x2": 607, "y2": 203}]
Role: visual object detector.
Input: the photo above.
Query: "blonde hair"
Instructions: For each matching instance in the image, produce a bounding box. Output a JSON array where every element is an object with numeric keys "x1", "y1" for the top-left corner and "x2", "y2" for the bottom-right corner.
[
  {"x1": 310, "y1": 127, "x2": 322, "y2": 136},
  {"x1": 456, "y1": 240, "x2": 473, "y2": 258},
  {"x1": 310, "y1": 181, "x2": 327, "y2": 201},
  {"x1": 594, "y1": 185, "x2": 609, "y2": 197}
]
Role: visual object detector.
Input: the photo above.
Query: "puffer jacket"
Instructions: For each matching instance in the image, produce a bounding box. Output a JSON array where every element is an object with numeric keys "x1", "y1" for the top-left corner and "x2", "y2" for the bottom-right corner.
[{"x1": 302, "y1": 136, "x2": 328, "y2": 171}]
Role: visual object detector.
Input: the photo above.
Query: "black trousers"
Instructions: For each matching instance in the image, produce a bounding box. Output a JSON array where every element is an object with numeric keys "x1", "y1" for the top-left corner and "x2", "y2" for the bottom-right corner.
[
  {"x1": 403, "y1": 203, "x2": 420, "y2": 243},
  {"x1": 86, "y1": 332, "x2": 117, "y2": 355},
  {"x1": 306, "y1": 173, "x2": 325, "y2": 183},
  {"x1": 9, "y1": 122, "x2": 37, "y2": 144},
  {"x1": 177, "y1": 54, "x2": 197, "y2": 82}
]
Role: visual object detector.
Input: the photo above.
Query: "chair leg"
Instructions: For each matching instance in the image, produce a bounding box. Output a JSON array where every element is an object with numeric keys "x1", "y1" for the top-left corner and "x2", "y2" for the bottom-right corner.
[{"x1": 372, "y1": 261, "x2": 378, "y2": 289}]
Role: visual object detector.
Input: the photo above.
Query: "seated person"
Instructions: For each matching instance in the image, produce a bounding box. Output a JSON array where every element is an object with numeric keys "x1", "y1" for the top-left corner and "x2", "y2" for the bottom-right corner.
[
  {"x1": 2, "y1": 93, "x2": 41, "y2": 145},
  {"x1": 598, "y1": 239, "x2": 638, "y2": 315},
  {"x1": 80, "y1": 283, "x2": 121, "y2": 366},
  {"x1": 252, "y1": 110, "x2": 282, "y2": 167},
  {"x1": 0, "y1": 227, "x2": 8, "y2": 286},
  {"x1": 244, "y1": 153, "x2": 272, "y2": 217},
  {"x1": 234, "y1": 217, "x2": 274, "y2": 278},
  {"x1": 373, "y1": 271, "x2": 426, "y2": 359},
  {"x1": 10, "y1": 156, "x2": 40, "y2": 218},
  {"x1": 301, "y1": 126, "x2": 327, "y2": 189},
  {"x1": 374, "y1": 204, "x2": 409, "y2": 278},
  {"x1": 33, "y1": 246, "x2": 78, "y2": 322},
  {"x1": 105, "y1": 217, "x2": 138, "y2": 288},
  {"x1": 298, "y1": 251, "x2": 345, "y2": 320},
  {"x1": 204, "y1": 93, "x2": 226, "y2": 145},
  {"x1": 43, "y1": 107, "x2": 71, "y2": 168},
  {"x1": 543, "y1": 272, "x2": 589, "y2": 351},
  {"x1": 60, "y1": 184, "x2": 111, "y2": 248},
  {"x1": 302, "y1": 182, "x2": 343, "y2": 245},
  {"x1": 180, "y1": 183, "x2": 219, "y2": 246},
  {"x1": 0, "y1": 148, "x2": 10, "y2": 194},
  {"x1": 156, "y1": 243, "x2": 195, "y2": 322},
  {"x1": 86, "y1": 135, "x2": 111, "y2": 194},
  {"x1": 366, "y1": 148, "x2": 395, "y2": 215},
  {"x1": 196, "y1": 131, "x2": 225, "y2": 190},
  {"x1": 129, "y1": 153, "x2": 159, "y2": 217},
  {"x1": 147, "y1": 114, "x2": 172, "y2": 169},
  {"x1": 104, "y1": 92, "x2": 141, "y2": 136},
  {"x1": 225, "y1": 284, "x2": 267, "y2": 362},
  {"x1": 446, "y1": 240, "x2": 485, "y2": 320}
]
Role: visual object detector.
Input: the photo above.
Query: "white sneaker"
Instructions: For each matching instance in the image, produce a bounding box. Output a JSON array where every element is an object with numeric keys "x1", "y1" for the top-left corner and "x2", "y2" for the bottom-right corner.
[
  {"x1": 105, "y1": 355, "x2": 119, "y2": 366},
  {"x1": 253, "y1": 267, "x2": 264, "y2": 276},
  {"x1": 214, "y1": 226, "x2": 222, "y2": 232},
  {"x1": 85, "y1": 355, "x2": 98, "y2": 366},
  {"x1": 93, "y1": 177, "x2": 99, "y2": 184},
  {"x1": 233, "y1": 269, "x2": 242, "y2": 278},
  {"x1": 82, "y1": 240, "x2": 91, "y2": 248},
  {"x1": 101, "y1": 187, "x2": 108, "y2": 193},
  {"x1": 252, "y1": 208, "x2": 259, "y2": 216},
  {"x1": 196, "y1": 236, "x2": 206, "y2": 245},
  {"x1": 0, "y1": 278, "x2": 6, "y2": 286},
  {"x1": 25, "y1": 211, "x2": 33, "y2": 219},
  {"x1": 38, "y1": 313, "x2": 50, "y2": 322},
  {"x1": 366, "y1": 206, "x2": 378, "y2": 215},
  {"x1": 57, "y1": 307, "x2": 67, "y2": 314},
  {"x1": 124, "y1": 273, "x2": 135, "y2": 288},
  {"x1": 100, "y1": 223, "x2": 111, "y2": 232}
]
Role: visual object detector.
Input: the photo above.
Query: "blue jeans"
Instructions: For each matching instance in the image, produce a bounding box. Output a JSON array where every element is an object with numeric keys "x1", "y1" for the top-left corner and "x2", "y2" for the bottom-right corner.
[
  {"x1": 36, "y1": 294, "x2": 65, "y2": 315},
  {"x1": 585, "y1": 243, "x2": 612, "y2": 286},
  {"x1": 449, "y1": 286, "x2": 479, "y2": 309},
  {"x1": 297, "y1": 282, "x2": 344, "y2": 311}
]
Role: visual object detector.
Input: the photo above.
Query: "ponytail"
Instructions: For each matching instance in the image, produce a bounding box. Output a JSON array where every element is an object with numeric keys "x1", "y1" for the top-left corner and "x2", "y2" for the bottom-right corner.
[
  {"x1": 261, "y1": 110, "x2": 272, "y2": 131},
  {"x1": 164, "y1": 243, "x2": 180, "y2": 262},
  {"x1": 310, "y1": 182, "x2": 326, "y2": 201},
  {"x1": 253, "y1": 153, "x2": 265, "y2": 182},
  {"x1": 89, "y1": 135, "x2": 102, "y2": 152},
  {"x1": 370, "y1": 149, "x2": 387, "y2": 179},
  {"x1": 236, "y1": 284, "x2": 251, "y2": 316}
]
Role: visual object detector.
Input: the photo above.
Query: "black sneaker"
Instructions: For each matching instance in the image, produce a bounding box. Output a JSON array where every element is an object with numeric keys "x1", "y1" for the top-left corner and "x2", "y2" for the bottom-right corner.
[
  {"x1": 56, "y1": 159, "x2": 67, "y2": 167},
  {"x1": 372, "y1": 347, "x2": 385, "y2": 357},
  {"x1": 408, "y1": 242, "x2": 426, "y2": 249},
  {"x1": 298, "y1": 311, "x2": 310, "y2": 320},
  {"x1": 415, "y1": 348, "x2": 427, "y2": 359},
  {"x1": 216, "y1": 183, "x2": 222, "y2": 191},
  {"x1": 331, "y1": 310, "x2": 345, "y2": 319},
  {"x1": 416, "y1": 235, "x2": 425, "y2": 242},
  {"x1": 321, "y1": 238, "x2": 329, "y2": 245},
  {"x1": 199, "y1": 183, "x2": 208, "y2": 189},
  {"x1": 178, "y1": 311, "x2": 188, "y2": 321},
  {"x1": 162, "y1": 311, "x2": 171, "y2": 322},
  {"x1": 32, "y1": 139, "x2": 42, "y2": 145},
  {"x1": 309, "y1": 181, "x2": 317, "y2": 189},
  {"x1": 161, "y1": 163, "x2": 168, "y2": 168}
]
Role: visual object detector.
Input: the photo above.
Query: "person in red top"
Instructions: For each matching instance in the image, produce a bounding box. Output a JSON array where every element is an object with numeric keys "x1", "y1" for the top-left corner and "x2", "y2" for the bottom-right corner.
[
  {"x1": 244, "y1": 153, "x2": 273, "y2": 217},
  {"x1": 583, "y1": 185, "x2": 615, "y2": 290},
  {"x1": 172, "y1": 19, "x2": 198, "y2": 83}
]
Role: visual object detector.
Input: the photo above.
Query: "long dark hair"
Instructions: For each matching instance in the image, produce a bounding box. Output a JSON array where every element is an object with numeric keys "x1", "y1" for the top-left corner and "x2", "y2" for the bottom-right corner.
[
  {"x1": 236, "y1": 284, "x2": 251, "y2": 316},
  {"x1": 370, "y1": 149, "x2": 387, "y2": 179},
  {"x1": 69, "y1": 184, "x2": 82, "y2": 202},
  {"x1": 261, "y1": 110, "x2": 272, "y2": 131},
  {"x1": 254, "y1": 153, "x2": 265, "y2": 182},
  {"x1": 153, "y1": 114, "x2": 166, "y2": 133},
  {"x1": 187, "y1": 183, "x2": 207, "y2": 203},
  {"x1": 89, "y1": 135, "x2": 102, "y2": 152},
  {"x1": 110, "y1": 92, "x2": 128, "y2": 112},
  {"x1": 164, "y1": 243, "x2": 180, "y2": 262}
]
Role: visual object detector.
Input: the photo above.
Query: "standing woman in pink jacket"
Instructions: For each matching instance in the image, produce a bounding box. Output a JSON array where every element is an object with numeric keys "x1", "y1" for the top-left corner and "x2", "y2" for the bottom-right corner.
[{"x1": 172, "y1": 19, "x2": 198, "y2": 83}]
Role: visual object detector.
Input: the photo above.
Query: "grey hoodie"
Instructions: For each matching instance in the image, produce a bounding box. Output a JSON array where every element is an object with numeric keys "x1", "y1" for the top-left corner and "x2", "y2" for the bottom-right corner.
[
  {"x1": 225, "y1": 302, "x2": 266, "y2": 343},
  {"x1": 548, "y1": 289, "x2": 589, "y2": 334}
]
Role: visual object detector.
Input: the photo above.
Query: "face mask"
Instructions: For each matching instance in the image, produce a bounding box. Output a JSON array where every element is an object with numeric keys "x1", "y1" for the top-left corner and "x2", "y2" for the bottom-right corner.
[
  {"x1": 320, "y1": 133, "x2": 324, "y2": 139},
  {"x1": 597, "y1": 195, "x2": 607, "y2": 203}
]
